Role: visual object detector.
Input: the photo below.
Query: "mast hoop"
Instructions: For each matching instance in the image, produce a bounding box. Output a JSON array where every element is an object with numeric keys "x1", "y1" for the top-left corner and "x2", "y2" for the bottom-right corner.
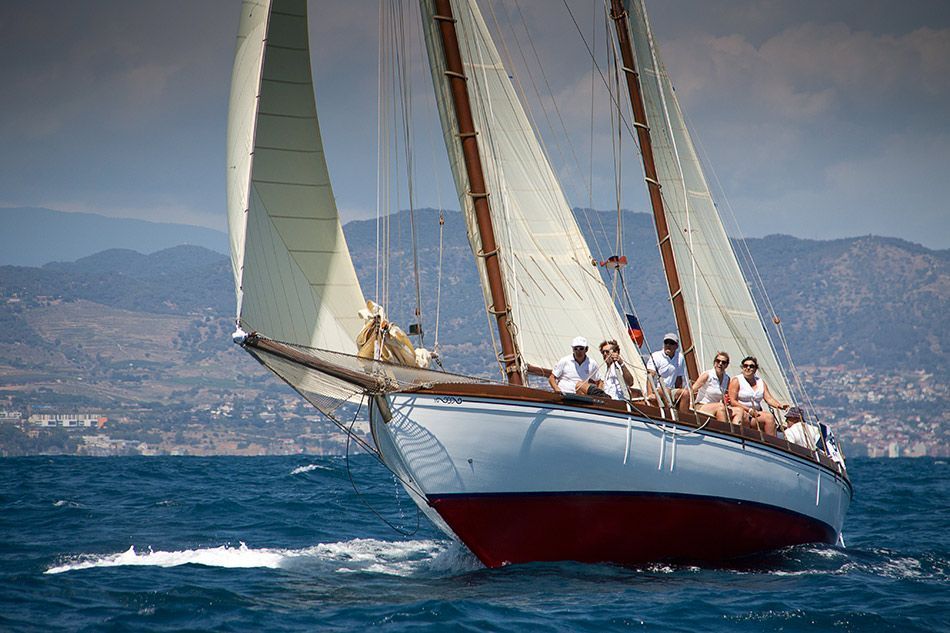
[
  {"x1": 468, "y1": 190, "x2": 490, "y2": 199},
  {"x1": 476, "y1": 247, "x2": 500, "y2": 258},
  {"x1": 644, "y1": 176, "x2": 661, "y2": 187},
  {"x1": 633, "y1": 121, "x2": 649, "y2": 131},
  {"x1": 457, "y1": 131, "x2": 479, "y2": 139},
  {"x1": 444, "y1": 70, "x2": 468, "y2": 81},
  {"x1": 432, "y1": 14, "x2": 457, "y2": 23}
]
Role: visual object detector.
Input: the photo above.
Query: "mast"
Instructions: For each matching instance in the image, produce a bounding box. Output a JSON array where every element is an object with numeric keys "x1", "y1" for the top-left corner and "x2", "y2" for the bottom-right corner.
[
  {"x1": 430, "y1": 0, "x2": 523, "y2": 385},
  {"x1": 609, "y1": 0, "x2": 698, "y2": 381}
]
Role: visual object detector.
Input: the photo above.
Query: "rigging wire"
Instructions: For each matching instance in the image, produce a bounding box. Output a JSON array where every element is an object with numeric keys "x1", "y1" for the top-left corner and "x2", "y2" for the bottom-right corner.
[
  {"x1": 607, "y1": 10, "x2": 624, "y2": 302},
  {"x1": 408, "y1": 0, "x2": 449, "y2": 360},
  {"x1": 487, "y1": 0, "x2": 611, "y2": 263},
  {"x1": 375, "y1": 1, "x2": 384, "y2": 303},
  {"x1": 434, "y1": 211, "x2": 445, "y2": 357},
  {"x1": 393, "y1": 1, "x2": 427, "y2": 347},
  {"x1": 345, "y1": 396, "x2": 421, "y2": 537},
  {"x1": 587, "y1": 0, "x2": 597, "y2": 233}
]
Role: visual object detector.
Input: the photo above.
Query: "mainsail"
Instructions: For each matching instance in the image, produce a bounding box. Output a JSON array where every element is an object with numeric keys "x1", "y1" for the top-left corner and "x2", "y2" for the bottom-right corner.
[
  {"x1": 621, "y1": 0, "x2": 793, "y2": 403},
  {"x1": 420, "y1": 0, "x2": 646, "y2": 384},
  {"x1": 226, "y1": 0, "x2": 365, "y2": 353}
]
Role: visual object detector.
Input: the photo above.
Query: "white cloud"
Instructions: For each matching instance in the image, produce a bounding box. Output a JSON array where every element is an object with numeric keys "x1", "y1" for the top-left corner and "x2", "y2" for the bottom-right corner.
[{"x1": 726, "y1": 130, "x2": 950, "y2": 247}]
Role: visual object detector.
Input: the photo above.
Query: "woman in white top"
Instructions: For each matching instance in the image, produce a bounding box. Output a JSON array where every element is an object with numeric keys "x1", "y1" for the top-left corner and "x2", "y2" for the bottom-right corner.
[
  {"x1": 727, "y1": 355, "x2": 788, "y2": 436},
  {"x1": 690, "y1": 351, "x2": 731, "y2": 421}
]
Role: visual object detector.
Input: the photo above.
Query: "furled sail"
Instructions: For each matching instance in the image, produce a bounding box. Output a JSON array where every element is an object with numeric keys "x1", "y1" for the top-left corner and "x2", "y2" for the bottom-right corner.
[
  {"x1": 621, "y1": 0, "x2": 792, "y2": 403},
  {"x1": 226, "y1": 0, "x2": 365, "y2": 353},
  {"x1": 420, "y1": 0, "x2": 646, "y2": 383}
]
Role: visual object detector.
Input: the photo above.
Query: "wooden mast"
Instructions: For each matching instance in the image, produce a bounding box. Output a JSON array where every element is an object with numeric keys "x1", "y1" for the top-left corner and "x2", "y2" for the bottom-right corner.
[
  {"x1": 430, "y1": 0, "x2": 524, "y2": 385},
  {"x1": 609, "y1": 0, "x2": 698, "y2": 382}
]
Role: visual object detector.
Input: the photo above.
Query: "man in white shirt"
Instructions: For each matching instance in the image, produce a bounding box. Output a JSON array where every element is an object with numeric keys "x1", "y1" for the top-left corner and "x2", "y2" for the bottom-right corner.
[
  {"x1": 598, "y1": 339, "x2": 638, "y2": 401},
  {"x1": 646, "y1": 332, "x2": 687, "y2": 407},
  {"x1": 548, "y1": 336, "x2": 606, "y2": 397},
  {"x1": 783, "y1": 406, "x2": 820, "y2": 449}
]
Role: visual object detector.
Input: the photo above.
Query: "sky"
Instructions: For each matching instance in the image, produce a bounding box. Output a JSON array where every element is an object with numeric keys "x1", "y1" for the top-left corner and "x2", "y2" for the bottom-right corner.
[{"x1": 1, "y1": 0, "x2": 948, "y2": 248}]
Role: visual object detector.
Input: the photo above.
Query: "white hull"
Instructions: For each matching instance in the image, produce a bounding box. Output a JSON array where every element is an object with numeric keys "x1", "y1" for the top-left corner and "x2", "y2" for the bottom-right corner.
[{"x1": 371, "y1": 392, "x2": 851, "y2": 567}]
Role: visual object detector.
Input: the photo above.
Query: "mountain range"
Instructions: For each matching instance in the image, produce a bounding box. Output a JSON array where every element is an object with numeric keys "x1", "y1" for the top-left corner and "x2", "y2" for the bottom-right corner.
[
  {"x1": 0, "y1": 207, "x2": 227, "y2": 267},
  {"x1": 1, "y1": 208, "x2": 946, "y2": 379}
]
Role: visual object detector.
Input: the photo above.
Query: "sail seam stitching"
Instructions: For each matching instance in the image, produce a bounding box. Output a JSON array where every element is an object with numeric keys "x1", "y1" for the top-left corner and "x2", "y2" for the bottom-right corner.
[
  {"x1": 261, "y1": 78, "x2": 311, "y2": 86},
  {"x1": 254, "y1": 146, "x2": 318, "y2": 153},
  {"x1": 266, "y1": 44, "x2": 307, "y2": 52},
  {"x1": 258, "y1": 112, "x2": 317, "y2": 120},
  {"x1": 252, "y1": 179, "x2": 326, "y2": 187}
]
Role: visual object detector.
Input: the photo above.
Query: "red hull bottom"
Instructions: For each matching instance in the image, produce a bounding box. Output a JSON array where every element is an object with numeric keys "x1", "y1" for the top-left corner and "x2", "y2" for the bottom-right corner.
[{"x1": 429, "y1": 492, "x2": 837, "y2": 568}]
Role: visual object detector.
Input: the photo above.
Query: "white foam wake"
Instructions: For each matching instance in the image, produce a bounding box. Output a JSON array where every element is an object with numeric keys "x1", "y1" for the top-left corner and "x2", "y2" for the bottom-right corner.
[
  {"x1": 45, "y1": 543, "x2": 285, "y2": 574},
  {"x1": 289, "y1": 463, "x2": 331, "y2": 475},
  {"x1": 45, "y1": 538, "x2": 481, "y2": 576}
]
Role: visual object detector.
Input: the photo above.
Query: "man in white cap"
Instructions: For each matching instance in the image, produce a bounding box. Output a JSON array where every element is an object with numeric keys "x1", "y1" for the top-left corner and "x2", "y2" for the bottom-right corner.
[
  {"x1": 646, "y1": 332, "x2": 687, "y2": 406},
  {"x1": 548, "y1": 336, "x2": 606, "y2": 397}
]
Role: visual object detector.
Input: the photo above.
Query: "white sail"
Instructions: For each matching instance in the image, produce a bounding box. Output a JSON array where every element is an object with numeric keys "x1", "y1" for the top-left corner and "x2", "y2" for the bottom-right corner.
[
  {"x1": 622, "y1": 0, "x2": 792, "y2": 403},
  {"x1": 420, "y1": 0, "x2": 646, "y2": 382},
  {"x1": 226, "y1": 0, "x2": 365, "y2": 352}
]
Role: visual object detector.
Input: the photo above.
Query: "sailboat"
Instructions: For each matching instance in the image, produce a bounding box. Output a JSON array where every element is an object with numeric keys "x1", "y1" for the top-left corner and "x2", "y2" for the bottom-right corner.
[{"x1": 226, "y1": 0, "x2": 851, "y2": 567}]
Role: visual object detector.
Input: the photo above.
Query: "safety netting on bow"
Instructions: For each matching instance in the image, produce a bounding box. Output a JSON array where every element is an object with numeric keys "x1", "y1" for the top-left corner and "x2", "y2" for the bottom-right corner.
[{"x1": 241, "y1": 334, "x2": 492, "y2": 420}]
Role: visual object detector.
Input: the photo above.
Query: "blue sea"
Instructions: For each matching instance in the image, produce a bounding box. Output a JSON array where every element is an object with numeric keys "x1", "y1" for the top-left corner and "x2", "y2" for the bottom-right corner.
[{"x1": 1, "y1": 455, "x2": 946, "y2": 632}]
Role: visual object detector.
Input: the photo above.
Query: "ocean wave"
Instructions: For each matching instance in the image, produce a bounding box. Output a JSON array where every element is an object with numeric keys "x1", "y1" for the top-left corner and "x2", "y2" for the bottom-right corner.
[
  {"x1": 289, "y1": 464, "x2": 332, "y2": 475},
  {"x1": 45, "y1": 543, "x2": 286, "y2": 574},
  {"x1": 301, "y1": 537, "x2": 481, "y2": 576},
  {"x1": 841, "y1": 553, "x2": 930, "y2": 580},
  {"x1": 52, "y1": 500, "x2": 85, "y2": 508},
  {"x1": 45, "y1": 538, "x2": 478, "y2": 577}
]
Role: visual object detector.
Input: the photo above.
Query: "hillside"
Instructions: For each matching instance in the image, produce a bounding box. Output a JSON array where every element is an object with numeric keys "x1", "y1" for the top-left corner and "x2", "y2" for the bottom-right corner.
[{"x1": 2, "y1": 211, "x2": 946, "y2": 376}]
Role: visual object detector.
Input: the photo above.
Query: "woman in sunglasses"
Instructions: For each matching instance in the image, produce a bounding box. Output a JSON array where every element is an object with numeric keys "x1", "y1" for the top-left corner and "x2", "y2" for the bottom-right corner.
[
  {"x1": 690, "y1": 351, "x2": 732, "y2": 421},
  {"x1": 727, "y1": 355, "x2": 788, "y2": 435}
]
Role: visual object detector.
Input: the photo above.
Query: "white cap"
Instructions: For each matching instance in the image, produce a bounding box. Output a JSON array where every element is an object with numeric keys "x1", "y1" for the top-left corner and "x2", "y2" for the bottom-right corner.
[
  {"x1": 571, "y1": 336, "x2": 588, "y2": 348},
  {"x1": 663, "y1": 332, "x2": 679, "y2": 344}
]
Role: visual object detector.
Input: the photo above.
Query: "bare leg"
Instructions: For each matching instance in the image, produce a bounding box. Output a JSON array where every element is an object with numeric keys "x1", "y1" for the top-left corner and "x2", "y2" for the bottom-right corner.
[
  {"x1": 696, "y1": 403, "x2": 726, "y2": 422},
  {"x1": 758, "y1": 411, "x2": 777, "y2": 436},
  {"x1": 731, "y1": 407, "x2": 746, "y2": 425},
  {"x1": 675, "y1": 389, "x2": 690, "y2": 414}
]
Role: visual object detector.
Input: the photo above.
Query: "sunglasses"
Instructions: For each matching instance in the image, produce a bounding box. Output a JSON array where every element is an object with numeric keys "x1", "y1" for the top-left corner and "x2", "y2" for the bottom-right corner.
[
  {"x1": 742, "y1": 363, "x2": 757, "y2": 369},
  {"x1": 714, "y1": 359, "x2": 729, "y2": 365},
  {"x1": 573, "y1": 346, "x2": 587, "y2": 351}
]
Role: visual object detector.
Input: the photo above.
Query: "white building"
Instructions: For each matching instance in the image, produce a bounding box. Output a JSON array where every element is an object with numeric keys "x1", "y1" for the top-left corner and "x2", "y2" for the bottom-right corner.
[{"x1": 28, "y1": 412, "x2": 106, "y2": 428}]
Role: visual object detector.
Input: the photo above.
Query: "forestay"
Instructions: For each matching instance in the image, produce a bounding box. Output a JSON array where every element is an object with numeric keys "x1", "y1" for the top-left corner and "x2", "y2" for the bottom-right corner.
[
  {"x1": 420, "y1": 0, "x2": 646, "y2": 384},
  {"x1": 622, "y1": 0, "x2": 792, "y2": 403},
  {"x1": 226, "y1": 0, "x2": 365, "y2": 353}
]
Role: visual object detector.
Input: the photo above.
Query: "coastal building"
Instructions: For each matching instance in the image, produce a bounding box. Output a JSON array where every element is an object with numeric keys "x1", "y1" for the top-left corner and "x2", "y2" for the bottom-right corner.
[
  {"x1": 0, "y1": 410, "x2": 23, "y2": 424},
  {"x1": 28, "y1": 412, "x2": 107, "y2": 428}
]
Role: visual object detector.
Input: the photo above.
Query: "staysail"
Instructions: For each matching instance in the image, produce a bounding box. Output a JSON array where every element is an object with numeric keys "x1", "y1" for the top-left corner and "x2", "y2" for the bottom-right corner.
[
  {"x1": 420, "y1": 0, "x2": 646, "y2": 383},
  {"x1": 621, "y1": 0, "x2": 793, "y2": 403},
  {"x1": 226, "y1": 0, "x2": 365, "y2": 353}
]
